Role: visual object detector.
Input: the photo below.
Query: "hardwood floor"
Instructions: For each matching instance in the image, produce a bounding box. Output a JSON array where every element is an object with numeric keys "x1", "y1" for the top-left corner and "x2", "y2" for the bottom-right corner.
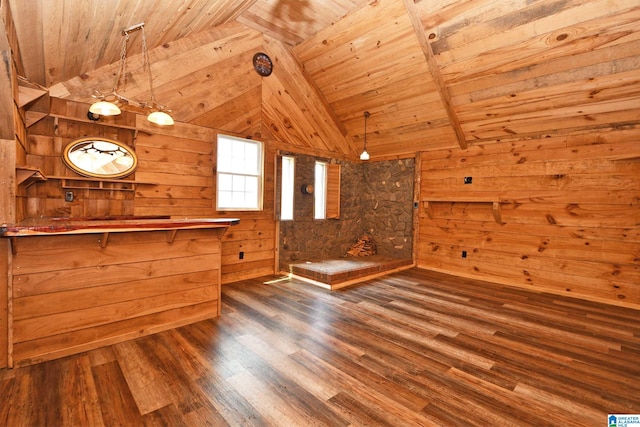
[{"x1": 1, "y1": 268, "x2": 639, "y2": 426}]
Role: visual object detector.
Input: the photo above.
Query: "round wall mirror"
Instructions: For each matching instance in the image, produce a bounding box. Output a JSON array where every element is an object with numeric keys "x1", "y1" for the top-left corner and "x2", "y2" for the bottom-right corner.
[{"x1": 62, "y1": 137, "x2": 138, "y2": 179}]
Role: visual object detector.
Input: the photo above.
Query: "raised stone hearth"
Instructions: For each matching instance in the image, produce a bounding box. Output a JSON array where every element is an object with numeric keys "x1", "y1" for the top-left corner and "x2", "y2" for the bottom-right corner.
[{"x1": 287, "y1": 255, "x2": 414, "y2": 290}]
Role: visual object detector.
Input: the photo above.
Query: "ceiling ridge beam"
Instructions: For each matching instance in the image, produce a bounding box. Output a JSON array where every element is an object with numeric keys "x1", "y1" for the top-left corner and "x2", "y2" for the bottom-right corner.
[{"x1": 403, "y1": 0, "x2": 468, "y2": 150}]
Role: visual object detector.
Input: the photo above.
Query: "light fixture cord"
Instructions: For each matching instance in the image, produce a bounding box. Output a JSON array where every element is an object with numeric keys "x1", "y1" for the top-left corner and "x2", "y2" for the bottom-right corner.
[
  {"x1": 364, "y1": 111, "x2": 369, "y2": 151},
  {"x1": 141, "y1": 26, "x2": 157, "y2": 105},
  {"x1": 113, "y1": 32, "x2": 129, "y2": 93}
]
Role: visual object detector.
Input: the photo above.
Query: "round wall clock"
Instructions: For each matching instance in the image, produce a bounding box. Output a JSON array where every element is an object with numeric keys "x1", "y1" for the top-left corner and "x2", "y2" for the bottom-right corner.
[{"x1": 253, "y1": 52, "x2": 273, "y2": 77}]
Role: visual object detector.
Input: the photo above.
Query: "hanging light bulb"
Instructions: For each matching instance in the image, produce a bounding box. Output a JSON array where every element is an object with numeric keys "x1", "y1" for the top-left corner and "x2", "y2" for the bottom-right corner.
[
  {"x1": 88, "y1": 23, "x2": 173, "y2": 125},
  {"x1": 89, "y1": 100, "x2": 121, "y2": 116},
  {"x1": 147, "y1": 110, "x2": 174, "y2": 126},
  {"x1": 360, "y1": 111, "x2": 371, "y2": 161}
]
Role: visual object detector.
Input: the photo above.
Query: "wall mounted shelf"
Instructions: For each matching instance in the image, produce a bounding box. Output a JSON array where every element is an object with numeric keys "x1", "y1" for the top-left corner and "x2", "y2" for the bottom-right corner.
[
  {"x1": 16, "y1": 169, "x2": 156, "y2": 192},
  {"x1": 57, "y1": 178, "x2": 136, "y2": 192},
  {"x1": 18, "y1": 77, "x2": 50, "y2": 128},
  {"x1": 48, "y1": 176, "x2": 156, "y2": 192},
  {"x1": 16, "y1": 166, "x2": 47, "y2": 187},
  {"x1": 421, "y1": 198, "x2": 505, "y2": 224}
]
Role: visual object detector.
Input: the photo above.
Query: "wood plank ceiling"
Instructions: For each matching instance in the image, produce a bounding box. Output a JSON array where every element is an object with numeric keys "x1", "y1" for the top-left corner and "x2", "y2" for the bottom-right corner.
[{"x1": 7, "y1": 0, "x2": 640, "y2": 160}]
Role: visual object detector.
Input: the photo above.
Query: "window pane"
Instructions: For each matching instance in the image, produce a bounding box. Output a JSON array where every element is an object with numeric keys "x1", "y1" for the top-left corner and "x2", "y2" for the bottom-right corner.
[
  {"x1": 217, "y1": 140, "x2": 233, "y2": 172},
  {"x1": 314, "y1": 162, "x2": 326, "y2": 219},
  {"x1": 232, "y1": 175, "x2": 245, "y2": 192},
  {"x1": 246, "y1": 176, "x2": 258, "y2": 193},
  {"x1": 244, "y1": 143, "x2": 259, "y2": 173},
  {"x1": 281, "y1": 156, "x2": 294, "y2": 220},
  {"x1": 218, "y1": 191, "x2": 232, "y2": 207},
  {"x1": 216, "y1": 135, "x2": 263, "y2": 210},
  {"x1": 218, "y1": 173, "x2": 232, "y2": 191}
]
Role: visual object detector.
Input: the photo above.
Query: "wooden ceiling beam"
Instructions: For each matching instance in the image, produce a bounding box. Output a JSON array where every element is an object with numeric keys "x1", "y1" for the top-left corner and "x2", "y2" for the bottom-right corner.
[{"x1": 403, "y1": 0, "x2": 468, "y2": 149}]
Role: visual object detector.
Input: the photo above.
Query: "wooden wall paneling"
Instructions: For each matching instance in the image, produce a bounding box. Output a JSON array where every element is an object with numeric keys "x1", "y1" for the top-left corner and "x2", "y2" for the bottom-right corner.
[
  {"x1": 135, "y1": 115, "x2": 218, "y2": 143},
  {"x1": 50, "y1": 98, "x2": 138, "y2": 130},
  {"x1": 13, "y1": 302, "x2": 217, "y2": 367},
  {"x1": 134, "y1": 132, "x2": 214, "y2": 217},
  {"x1": 130, "y1": 118, "x2": 277, "y2": 284},
  {"x1": 463, "y1": 101, "x2": 640, "y2": 142},
  {"x1": 0, "y1": 239, "x2": 8, "y2": 368},
  {"x1": 216, "y1": 144, "x2": 277, "y2": 283},
  {"x1": 13, "y1": 273, "x2": 219, "y2": 341},
  {"x1": 416, "y1": 247, "x2": 640, "y2": 306},
  {"x1": 416, "y1": 130, "x2": 640, "y2": 309},
  {"x1": 0, "y1": 9, "x2": 16, "y2": 368},
  {"x1": 11, "y1": 230, "x2": 219, "y2": 274},
  {"x1": 2, "y1": 7, "x2": 19, "y2": 133},
  {"x1": 218, "y1": 219, "x2": 277, "y2": 284},
  {"x1": 10, "y1": 228, "x2": 225, "y2": 366},
  {"x1": 22, "y1": 103, "x2": 140, "y2": 218},
  {"x1": 220, "y1": 217, "x2": 277, "y2": 284}
]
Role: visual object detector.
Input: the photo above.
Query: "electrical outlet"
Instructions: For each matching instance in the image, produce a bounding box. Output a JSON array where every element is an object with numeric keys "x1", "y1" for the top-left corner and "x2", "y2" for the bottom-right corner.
[
  {"x1": 239, "y1": 251, "x2": 244, "y2": 260},
  {"x1": 65, "y1": 191, "x2": 74, "y2": 202},
  {"x1": 461, "y1": 250, "x2": 467, "y2": 258}
]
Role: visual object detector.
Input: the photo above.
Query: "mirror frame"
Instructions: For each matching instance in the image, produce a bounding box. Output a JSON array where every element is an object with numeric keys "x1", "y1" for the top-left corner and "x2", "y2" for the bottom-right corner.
[{"x1": 62, "y1": 137, "x2": 138, "y2": 179}]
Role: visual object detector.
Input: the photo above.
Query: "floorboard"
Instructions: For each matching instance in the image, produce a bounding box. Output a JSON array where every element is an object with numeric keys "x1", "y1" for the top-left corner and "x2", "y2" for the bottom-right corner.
[{"x1": 1, "y1": 268, "x2": 639, "y2": 426}]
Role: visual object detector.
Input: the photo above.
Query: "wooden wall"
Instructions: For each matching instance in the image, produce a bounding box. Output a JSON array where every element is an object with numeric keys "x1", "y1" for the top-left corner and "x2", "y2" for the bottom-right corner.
[
  {"x1": 416, "y1": 126, "x2": 640, "y2": 309},
  {"x1": 23, "y1": 98, "x2": 277, "y2": 285},
  {"x1": 1, "y1": 0, "x2": 19, "y2": 369},
  {"x1": 132, "y1": 117, "x2": 277, "y2": 284},
  {"x1": 24, "y1": 100, "x2": 137, "y2": 218},
  {"x1": 10, "y1": 228, "x2": 225, "y2": 366}
]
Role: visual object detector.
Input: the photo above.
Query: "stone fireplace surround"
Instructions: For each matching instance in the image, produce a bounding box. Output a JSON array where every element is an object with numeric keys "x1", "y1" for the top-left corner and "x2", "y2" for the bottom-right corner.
[{"x1": 278, "y1": 154, "x2": 414, "y2": 272}]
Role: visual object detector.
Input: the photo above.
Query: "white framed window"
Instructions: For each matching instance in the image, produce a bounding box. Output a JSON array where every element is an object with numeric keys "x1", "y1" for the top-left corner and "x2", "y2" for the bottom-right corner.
[
  {"x1": 314, "y1": 161, "x2": 327, "y2": 219},
  {"x1": 216, "y1": 134, "x2": 263, "y2": 211},
  {"x1": 281, "y1": 156, "x2": 295, "y2": 220}
]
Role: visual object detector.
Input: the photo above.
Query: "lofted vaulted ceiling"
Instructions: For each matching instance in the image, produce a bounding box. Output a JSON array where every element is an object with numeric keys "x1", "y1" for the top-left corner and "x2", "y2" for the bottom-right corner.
[{"x1": 7, "y1": 0, "x2": 640, "y2": 160}]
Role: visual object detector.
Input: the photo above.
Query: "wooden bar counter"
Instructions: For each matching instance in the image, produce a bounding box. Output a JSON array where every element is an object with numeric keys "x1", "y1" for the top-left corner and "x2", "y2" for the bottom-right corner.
[{"x1": 0, "y1": 216, "x2": 239, "y2": 367}]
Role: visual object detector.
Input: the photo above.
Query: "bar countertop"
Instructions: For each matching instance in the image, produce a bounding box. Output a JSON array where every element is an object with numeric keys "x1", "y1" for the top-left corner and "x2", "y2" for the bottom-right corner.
[{"x1": 0, "y1": 216, "x2": 240, "y2": 237}]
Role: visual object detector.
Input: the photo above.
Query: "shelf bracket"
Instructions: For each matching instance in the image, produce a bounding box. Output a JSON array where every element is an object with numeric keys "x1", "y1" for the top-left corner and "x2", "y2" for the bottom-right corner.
[
  {"x1": 492, "y1": 202, "x2": 503, "y2": 224},
  {"x1": 167, "y1": 229, "x2": 178, "y2": 244},
  {"x1": 100, "y1": 232, "x2": 110, "y2": 248},
  {"x1": 16, "y1": 166, "x2": 47, "y2": 186},
  {"x1": 422, "y1": 201, "x2": 433, "y2": 219}
]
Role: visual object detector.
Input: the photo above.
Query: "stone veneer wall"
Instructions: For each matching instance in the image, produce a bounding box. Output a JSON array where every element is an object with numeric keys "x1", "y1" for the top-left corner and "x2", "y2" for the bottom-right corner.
[{"x1": 279, "y1": 154, "x2": 414, "y2": 270}]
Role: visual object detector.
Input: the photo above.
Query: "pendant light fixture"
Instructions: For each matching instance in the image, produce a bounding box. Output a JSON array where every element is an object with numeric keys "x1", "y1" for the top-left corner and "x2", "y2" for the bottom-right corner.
[
  {"x1": 89, "y1": 23, "x2": 174, "y2": 126},
  {"x1": 360, "y1": 111, "x2": 371, "y2": 161}
]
